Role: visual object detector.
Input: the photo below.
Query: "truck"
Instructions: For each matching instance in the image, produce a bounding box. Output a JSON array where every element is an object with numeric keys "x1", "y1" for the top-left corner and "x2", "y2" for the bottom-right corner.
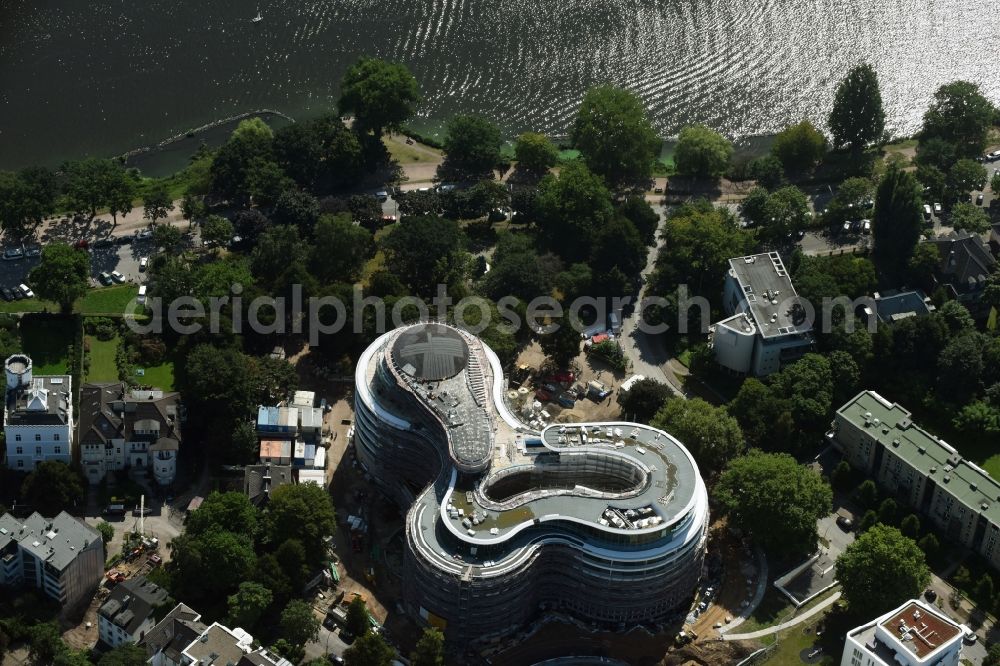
[
  {"x1": 619, "y1": 375, "x2": 646, "y2": 394},
  {"x1": 587, "y1": 380, "x2": 611, "y2": 400}
]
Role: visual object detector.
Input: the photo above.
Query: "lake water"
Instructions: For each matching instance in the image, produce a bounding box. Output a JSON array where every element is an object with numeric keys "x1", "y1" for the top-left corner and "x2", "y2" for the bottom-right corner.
[{"x1": 1, "y1": 0, "x2": 998, "y2": 172}]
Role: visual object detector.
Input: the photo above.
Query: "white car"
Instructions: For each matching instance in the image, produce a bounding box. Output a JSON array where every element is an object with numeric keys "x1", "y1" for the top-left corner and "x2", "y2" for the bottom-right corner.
[
  {"x1": 137, "y1": 285, "x2": 147, "y2": 305},
  {"x1": 923, "y1": 204, "x2": 932, "y2": 218},
  {"x1": 110, "y1": 271, "x2": 125, "y2": 283},
  {"x1": 933, "y1": 202, "x2": 942, "y2": 214},
  {"x1": 18, "y1": 283, "x2": 34, "y2": 299},
  {"x1": 138, "y1": 257, "x2": 148, "y2": 271},
  {"x1": 986, "y1": 150, "x2": 1000, "y2": 161},
  {"x1": 136, "y1": 228, "x2": 153, "y2": 240}
]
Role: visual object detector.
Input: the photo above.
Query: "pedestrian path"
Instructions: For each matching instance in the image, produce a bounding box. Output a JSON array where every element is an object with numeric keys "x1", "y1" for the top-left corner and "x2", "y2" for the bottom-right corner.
[
  {"x1": 719, "y1": 546, "x2": 768, "y2": 634},
  {"x1": 723, "y1": 591, "x2": 842, "y2": 641}
]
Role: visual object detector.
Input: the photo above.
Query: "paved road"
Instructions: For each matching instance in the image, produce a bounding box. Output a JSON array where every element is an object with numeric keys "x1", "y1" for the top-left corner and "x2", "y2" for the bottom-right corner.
[
  {"x1": 618, "y1": 206, "x2": 685, "y2": 397},
  {"x1": 722, "y1": 592, "x2": 842, "y2": 641}
]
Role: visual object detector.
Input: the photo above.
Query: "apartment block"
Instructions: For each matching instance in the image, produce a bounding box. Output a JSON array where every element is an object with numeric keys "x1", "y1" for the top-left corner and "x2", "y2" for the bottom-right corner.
[
  {"x1": 841, "y1": 599, "x2": 966, "y2": 666},
  {"x1": 831, "y1": 391, "x2": 1000, "y2": 571},
  {"x1": 98, "y1": 575, "x2": 169, "y2": 647},
  {"x1": 2, "y1": 354, "x2": 72, "y2": 472}
]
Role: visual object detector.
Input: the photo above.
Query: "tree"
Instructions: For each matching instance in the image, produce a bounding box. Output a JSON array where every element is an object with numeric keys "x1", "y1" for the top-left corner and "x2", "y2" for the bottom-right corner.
[
  {"x1": 907, "y1": 242, "x2": 942, "y2": 285},
  {"x1": 382, "y1": 215, "x2": 467, "y2": 297},
  {"x1": 0, "y1": 167, "x2": 58, "y2": 237},
  {"x1": 937, "y1": 333, "x2": 986, "y2": 401},
  {"x1": 748, "y1": 155, "x2": 785, "y2": 189},
  {"x1": 651, "y1": 398, "x2": 744, "y2": 474},
  {"x1": 571, "y1": 85, "x2": 661, "y2": 189},
  {"x1": 617, "y1": 196, "x2": 659, "y2": 245},
  {"x1": 948, "y1": 201, "x2": 990, "y2": 233},
  {"x1": 514, "y1": 132, "x2": 558, "y2": 177},
  {"x1": 536, "y1": 161, "x2": 615, "y2": 261},
  {"x1": 828, "y1": 64, "x2": 886, "y2": 150},
  {"x1": 917, "y1": 532, "x2": 939, "y2": 561},
  {"x1": 831, "y1": 460, "x2": 854, "y2": 491},
  {"x1": 618, "y1": 378, "x2": 673, "y2": 422},
  {"x1": 345, "y1": 595, "x2": 372, "y2": 638},
  {"x1": 272, "y1": 189, "x2": 321, "y2": 235},
  {"x1": 21, "y1": 461, "x2": 84, "y2": 515},
  {"x1": 899, "y1": 514, "x2": 921, "y2": 539},
  {"x1": 279, "y1": 599, "x2": 320, "y2": 646},
  {"x1": 768, "y1": 353, "x2": 834, "y2": 434},
  {"x1": 143, "y1": 183, "x2": 174, "y2": 224},
  {"x1": 947, "y1": 158, "x2": 987, "y2": 198},
  {"x1": 973, "y1": 573, "x2": 995, "y2": 606},
  {"x1": 922, "y1": 80, "x2": 996, "y2": 158},
  {"x1": 178, "y1": 344, "x2": 256, "y2": 427},
  {"x1": 152, "y1": 224, "x2": 182, "y2": 253},
  {"x1": 953, "y1": 401, "x2": 1000, "y2": 435},
  {"x1": 397, "y1": 190, "x2": 440, "y2": 217},
  {"x1": 264, "y1": 482, "x2": 337, "y2": 564},
  {"x1": 28, "y1": 242, "x2": 90, "y2": 312},
  {"x1": 856, "y1": 479, "x2": 878, "y2": 509},
  {"x1": 411, "y1": 627, "x2": 445, "y2": 666},
  {"x1": 716, "y1": 450, "x2": 832, "y2": 555},
  {"x1": 201, "y1": 215, "x2": 235, "y2": 249},
  {"x1": 97, "y1": 644, "x2": 148, "y2": 666},
  {"x1": 872, "y1": 164, "x2": 923, "y2": 278},
  {"x1": 186, "y1": 491, "x2": 258, "y2": 538},
  {"x1": 439, "y1": 114, "x2": 503, "y2": 181},
  {"x1": 168, "y1": 530, "x2": 256, "y2": 600},
  {"x1": 310, "y1": 213, "x2": 374, "y2": 284},
  {"x1": 858, "y1": 509, "x2": 878, "y2": 533},
  {"x1": 251, "y1": 224, "x2": 313, "y2": 296},
  {"x1": 344, "y1": 631, "x2": 395, "y2": 666},
  {"x1": 877, "y1": 497, "x2": 897, "y2": 525},
  {"x1": 210, "y1": 118, "x2": 281, "y2": 205},
  {"x1": 226, "y1": 581, "x2": 272, "y2": 630},
  {"x1": 538, "y1": 321, "x2": 581, "y2": 368},
  {"x1": 96, "y1": 521, "x2": 115, "y2": 545},
  {"x1": 28, "y1": 622, "x2": 65, "y2": 665},
  {"x1": 836, "y1": 524, "x2": 930, "y2": 616},
  {"x1": 181, "y1": 191, "x2": 206, "y2": 225},
  {"x1": 62, "y1": 158, "x2": 129, "y2": 218},
  {"x1": 338, "y1": 57, "x2": 420, "y2": 137},
  {"x1": 772, "y1": 120, "x2": 827, "y2": 172},
  {"x1": 740, "y1": 185, "x2": 811, "y2": 243},
  {"x1": 674, "y1": 124, "x2": 732, "y2": 179}
]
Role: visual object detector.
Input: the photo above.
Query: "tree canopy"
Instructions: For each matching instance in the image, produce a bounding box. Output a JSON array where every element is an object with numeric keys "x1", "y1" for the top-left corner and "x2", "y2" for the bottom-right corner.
[
  {"x1": 772, "y1": 120, "x2": 827, "y2": 172},
  {"x1": 921, "y1": 80, "x2": 996, "y2": 158},
  {"x1": 650, "y1": 398, "x2": 744, "y2": 473},
  {"x1": 948, "y1": 201, "x2": 990, "y2": 234},
  {"x1": 381, "y1": 215, "x2": 467, "y2": 297},
  {"x1": 439, "y1": 114, "x2": 503, "y2": 181},
  {"x1": 716, "y1": 450, "x2": 832, "y2": 556},
  {"x1": 674, "y1": 124, "x2": 733, "y2": 179},
  {"x1": 828, "y1": 64, "x2": 886, "y2": 149},
  {"x1": 536, "y1": 161, "x2": 615, "y2": 261},
  {"x1": 338, "y1": 57, "x2": 420, "y2": 136},
  {"x1": 872, "y1": 164, "x2": 923, "y2": 279},
  {"x1": 835, "y1": 524, "x2": 930, "y2": 616},
  {"x1": 618, "y1": 378, "x2": 673, "y2": 422},
  {"x1": 28, "y1": 243, "x2": 90, "y2": 312},
  {"x1": 571, "y1": 85, "x2": 661, "y2": 189},
  {"x1": 279, "y1": 599, "x2": 320, "y2": 646},
  {"x1": 21, "y1": 461, "x2": 84, "y2": 515},
  {"x1": 514, "y1": 132, "x2": 558, "y2": 177},
  {"x1": 0, "y1": 167, "x2": 58, "y2": 236},
  {"x1": 264, "y1": 482, "x2": 337, "y2": 564},
  {"x1": 410, "y1": 628, "x2": 445, "y2": 666},
  {"x1": 344, "y1": 631, "x2": 395, "y2": 666},
  {"x1": 227, "y1": 581, "x2": 273, "y2": 631}
]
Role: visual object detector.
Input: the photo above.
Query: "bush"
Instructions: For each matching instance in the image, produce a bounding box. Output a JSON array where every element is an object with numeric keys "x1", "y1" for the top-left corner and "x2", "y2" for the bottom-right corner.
[
  {"x1": 588, "y1": 340, "x2": 627, "y2": 372},
  {"x1": 138, "y1": 337, "x2": 167, "y2": 366}
]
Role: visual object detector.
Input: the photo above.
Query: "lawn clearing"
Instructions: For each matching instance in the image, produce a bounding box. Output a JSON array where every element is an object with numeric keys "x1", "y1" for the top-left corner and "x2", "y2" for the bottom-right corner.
[
  {"x1": 132, "y1": 357, "x2": 175, "y2": 391},
  {"x1": 85, "y1": 334, "x2": 119, "y2": 382},
  {"x1": 18, "y1": 316, "x2": 75, "y2": 374},
  {"x1": 76, "y1": 285, "x2": 139, "y2": 315},
  {"x1": 983, "y1": 454, "x2": 1000, "y2": 481}
]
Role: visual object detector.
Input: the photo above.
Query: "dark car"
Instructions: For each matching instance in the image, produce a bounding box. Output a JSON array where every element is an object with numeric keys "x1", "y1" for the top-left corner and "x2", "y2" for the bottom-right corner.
[
  {"x1": 836, "y1": 516, "x2": 854, "y2": 531},
  {"x1": 0, "y1": 288, "x2": 13, "y2": 302},
  {"x1": 924, "y1": 588, "x2": 937, "y2": 602},
  {"x1": 338, "y1": 629, "x2": 356, "y2": 645},
  {"x1": 93, "y1": 238, "x2": 114, "y2": 248},
  {"x1": 328, "y1": 656, "x2": 345, "y2": 665},
  {"x1": 115, "y1": 234, "x2": 133, "y2": 246}
]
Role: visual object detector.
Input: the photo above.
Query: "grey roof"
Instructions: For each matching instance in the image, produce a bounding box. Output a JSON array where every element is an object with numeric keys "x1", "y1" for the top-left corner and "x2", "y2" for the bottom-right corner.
[
  {"x1": 873, "y1": 290, "x2": 933, "y2": 323},
  {"x1": 243, "y1": 464, "x2": 294, "y2": 505},
  {"x1": 4, "y1": 375, "x2": 71, "y2": 426},
  {"x1": 139, "y1": 603, "x2": 205, "y2": 659},
  {"x1": 728, "y1": 253, "x2": 810, "y2": 339},
  {"x1": 391, "y1": 323, "x2": 469, "y2": 380},
  {"x1": 928, "y1": 231, "x2": 997, "y2": 290},
  {"x1": 150, "y1": 437, "x2": 179, "y2": 452},
  {"x1": 184, "y1": 623, "x2": 248, "y2": 665},
  {"x1": 4, "y1": 511, "x2": 102, "y2": 572},
  {"x1": 78, "y1": 382, "x2": 182, "y2": 448},
  {"x1": 99, "y1": 575, "x2": 169, "y2": 636}
]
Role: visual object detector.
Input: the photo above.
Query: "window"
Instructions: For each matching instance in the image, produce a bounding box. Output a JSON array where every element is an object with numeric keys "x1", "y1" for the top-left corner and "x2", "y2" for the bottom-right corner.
[
  {"x1": 17, "y1": 460, "x2": 23, "y2": 468},
  {"x1": 35, "y1": 447, "x2": 41, "y2": 456},
  {"x1": 54, "y1": 446, "x2": 61, "y2": 454},
  {"x1": 14, "y1": 434, "x2": 20, "y2": 442},
  {"x1": 54, "y1": 434, "x2": 59, "y2": 441},
  {"x1": 15, "y1": 446, "x2": 22, "y2": 455},
  {"x1": 35, "y1": 434, "x2": 41, "y2": 441}
]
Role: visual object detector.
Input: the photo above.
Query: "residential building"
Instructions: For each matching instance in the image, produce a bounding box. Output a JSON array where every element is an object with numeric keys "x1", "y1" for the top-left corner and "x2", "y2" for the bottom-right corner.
[
  {"x1": 140, "y1": 603, "x2": 292, "y2": 666},
  {"x1": 77, "y1": 383, "x2": 183, "y2": 486},
  {"x1": 98, "y1": 575, "x2": 169, "y2": 648},
  {"x1": 926, "y1": 231, "x2": 997, "y2": 313},
  {"x1": 2, "y1": 354, "x2": 73, "y2": 472},
  {"x1": 354, "y1": 323, "x2": 709, "y2": 646},
  {"x1": 243, "y1": 463, "x2": 294, "y2": 506},
  {"x1": 0, "y1": 511, "x2": 104, "y2": 609},
  {"x1": 988, "y1": 221, "x2": 1000, "y2": 256},
  {"x1": 860, "y1": 290, "x2": 935, "y2": 326},
  {"x1": 709, "y1": 253, "x2": 813, "y2": 376},
  {"x1": 841, "y1": 598, "x2": 966, "y2": 666},
  {"x1": 830, "y1": 391, "x2": 1000, "y2": 571}
]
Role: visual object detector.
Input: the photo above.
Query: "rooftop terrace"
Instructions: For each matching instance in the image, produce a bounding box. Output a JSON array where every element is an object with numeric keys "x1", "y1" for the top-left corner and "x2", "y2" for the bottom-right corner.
[{"x1": 728, "y1": 253, "x2": 810, "y2": 339}]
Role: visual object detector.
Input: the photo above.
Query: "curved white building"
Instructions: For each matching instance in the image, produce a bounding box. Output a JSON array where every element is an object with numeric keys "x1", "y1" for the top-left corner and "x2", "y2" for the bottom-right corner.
[{"x1": 353, "y1": 323, "x2": 709, "y2": 645}]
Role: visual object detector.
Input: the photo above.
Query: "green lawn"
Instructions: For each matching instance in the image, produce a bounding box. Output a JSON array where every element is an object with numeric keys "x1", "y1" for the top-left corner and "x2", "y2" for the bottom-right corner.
[
  {"x1": 763, "y1": 624, "x2": 836, "y2": 666},
  {"x1": 0, "y1": 297, "x2": 59, "y2": 313},
  {"x1": 133, "y1": 357, "x2": 175, "y2": 391},
  {"x1": 85, "y1": 334, "x2": 120, "y2": 382},
  {"x1": 77, "y1": 285, "x2": 139, "y2": 315},
  {"x1": 983, "y1": 455, "x2": 1000, "y2": 481},
  {"x1": 19, "y1": 316, "x2": 75, "y2": 374}
]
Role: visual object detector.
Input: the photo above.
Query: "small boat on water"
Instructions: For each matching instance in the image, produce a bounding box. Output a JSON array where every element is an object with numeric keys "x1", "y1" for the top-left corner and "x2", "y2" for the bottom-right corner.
[{"x1": 251, "y1": 9, "x2": 263, "y2": 22}]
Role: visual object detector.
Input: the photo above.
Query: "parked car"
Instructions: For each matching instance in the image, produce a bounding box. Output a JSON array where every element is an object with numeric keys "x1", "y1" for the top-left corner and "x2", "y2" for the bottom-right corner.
[
  {"x1": 132, "y1": 505, "x2": 152, "y2": 516},
  {"x1": 836, "y1": 516, "x2": 854, "y2": 531},
  {"x1": 93, "y1": 238, "x2": 114, "y2": 248},
  {"x1": 24, "y1": 245, "x2": 40, "y2": 257},
  {"x1": 375, "y1": 190, "x2": 389, "y2": 202},
  {"x1": 842, "y1": 220, "x2": 852, "y2": 233},
  {"x1": 0, "y1": 288, "x2": 13, "y2": 302},
  {"x1": 136, "y1": 228, "x2": 153, "y2": 240},
  {"x1": 98, "y1": 271, "x2": 113, "y2": 286},
  {"x1": 923, "y1": 204, "x2": 932, "y2": 218},
  {"x1": 933, "y1": 202, "x2": 942, "y2": 214},
  {"x1": 860, "y1": 219, "x2": 871, "y2": 234},
  {"x1": 115, "y1": 235, "x2": 133, "y2": 246},
  {"x1": 137, "y1": 285, "x2": 147, "y2": 305},
  {"x1": 2, "y1": 247, "x2": 24, "y2": 261},
  {"x1": 139, "y1": 256, "x2": 148, "y2": 271},
  {"x1": 103, "y1": 504, "x2": 126, "y2": 518},
  {"x1": 110, "y1": 271, "x2": 125, "y2": 283},
  {"x1": 988, "y1": 150, "x2": 1000, "y2": 161},
  {"x1": 18, "y1": 283, "x2": 34, "y2": 299},
  {"x1": 977, "y1": 193, "x2": 984, "y2": 205}
]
